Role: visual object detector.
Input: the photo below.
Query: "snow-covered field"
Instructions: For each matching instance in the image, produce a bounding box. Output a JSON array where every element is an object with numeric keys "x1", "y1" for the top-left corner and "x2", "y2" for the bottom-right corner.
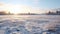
[{"x1": 0, "y1": 15, "x2": 60, "y2": 34}]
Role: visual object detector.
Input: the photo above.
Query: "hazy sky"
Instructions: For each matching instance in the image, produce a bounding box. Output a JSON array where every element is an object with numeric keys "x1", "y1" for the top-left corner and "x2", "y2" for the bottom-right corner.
[{"x1": 0, "y1": 0, "x2": 60, "y2": 13}]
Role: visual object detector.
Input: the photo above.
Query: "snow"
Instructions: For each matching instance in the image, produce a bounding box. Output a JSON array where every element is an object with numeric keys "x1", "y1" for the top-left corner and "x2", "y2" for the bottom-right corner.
[{"x1": 0, "y1": 15, "x2": 60, "y2": 34}]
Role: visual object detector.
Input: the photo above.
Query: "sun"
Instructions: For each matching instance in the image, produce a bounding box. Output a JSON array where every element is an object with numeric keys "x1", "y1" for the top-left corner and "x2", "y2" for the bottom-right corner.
[
  {"x1": 10, "y1": 11, "x2": 20, "y2": 14},
  {"x1": 8, "y1": 7, "x2": 22, "y2": 14},
  {"x1": 6, "y1": 5, "x2": 23, "y2": 14}
]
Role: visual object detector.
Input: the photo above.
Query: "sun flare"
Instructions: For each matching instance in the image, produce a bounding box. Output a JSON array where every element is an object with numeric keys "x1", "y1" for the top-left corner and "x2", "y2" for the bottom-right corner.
[
  {"x1": 7, "y1": 5, "x2": 22, "y2": 14},
  {"x1": 9, "y1": 9, "x2": 20, "y2": 14},
  {"x1": 0, "y1": 3, "x2": 44, "y2": 14},
  {"x1": 6, "y1": 5, "x2": 31, "y2": 14}
]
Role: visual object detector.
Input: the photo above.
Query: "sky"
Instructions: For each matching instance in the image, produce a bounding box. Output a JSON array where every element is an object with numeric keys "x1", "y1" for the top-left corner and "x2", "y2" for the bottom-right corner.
[{"x1": 0, "y1": 0, "x2": 60, "y2": 14}]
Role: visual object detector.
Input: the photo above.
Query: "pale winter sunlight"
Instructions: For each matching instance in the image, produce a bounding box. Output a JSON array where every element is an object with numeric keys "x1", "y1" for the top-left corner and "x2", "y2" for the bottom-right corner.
[
  {"x1": 0, "y1": 3, "x2": 45, "y2": 14},
  {"x1": 0, "y1": 0, "x2": 60, "y2": 34}
]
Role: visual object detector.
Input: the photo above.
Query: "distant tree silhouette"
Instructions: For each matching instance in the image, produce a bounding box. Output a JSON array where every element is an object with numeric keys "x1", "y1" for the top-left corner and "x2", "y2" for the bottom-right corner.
[
  {"x1": 47, "y1": 11, "x2": 60, "y2": 15},
  {"x1": 0, "y1": 11, "x2": 7, "y2": 15},
  {"x1": 48, "y1": 11, "x2": 51, "y2": 14},
  {"x1": 56, "y1": 11, "x2": 60, "y2": 15}
]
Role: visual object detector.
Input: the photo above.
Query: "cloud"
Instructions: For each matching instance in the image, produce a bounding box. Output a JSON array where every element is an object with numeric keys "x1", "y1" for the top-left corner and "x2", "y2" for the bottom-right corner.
[
  {"x1": 0, "y1": 3, "x2": 31, "y2": 13},
  {"x1": 0, "y1": 2, "x2": 5, "y2": 6},
  {"x1": 0, "y1": 3, "x2": 45, "y2": 14}
]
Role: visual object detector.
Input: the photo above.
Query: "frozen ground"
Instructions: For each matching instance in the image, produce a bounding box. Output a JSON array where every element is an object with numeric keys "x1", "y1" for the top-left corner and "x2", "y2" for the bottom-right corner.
[{"x1": 0, "y1": 15, "x2": 60, "y2": 34}]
